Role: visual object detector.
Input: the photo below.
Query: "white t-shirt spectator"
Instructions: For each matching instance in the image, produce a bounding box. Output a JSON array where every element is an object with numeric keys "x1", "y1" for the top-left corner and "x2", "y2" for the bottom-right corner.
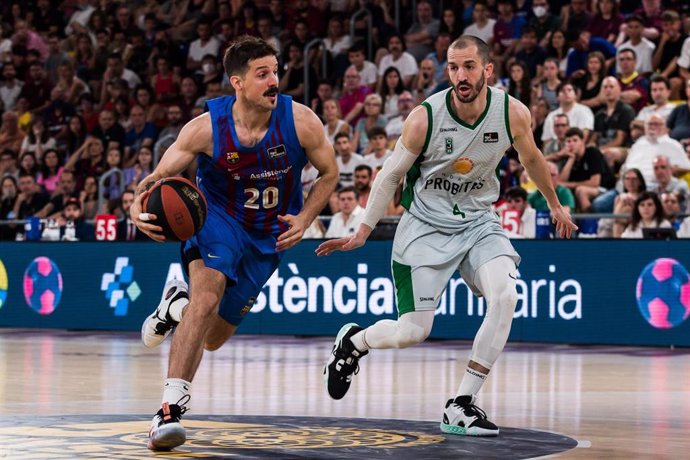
[
  {"x1": 188, "y1": 37, "x2": 221, "y2": 63},
  {"x1": 463, "y1": 19, "x2": 496, "y2": 45},
  {"x1": 617, "y1": 39, "x2": 656, "y2": 75},
  {"x1": 541, "y1": 103, "x2": 595, "y2": 142},
  {"x1": 636, "y1": 102, "x2": 678, "y2": 122},
  {"x1": 378, "y1": 52, "x2": 419, "y2": 80},
  {"x1": 363, "y1": 150, "x2": 392, "y2": 173},
  {"x1": 621, "y1": 220, "x2": 671, "y2": 238},
  {"x1": 324, "y1": 35, "x2": 352, "y2": 56},
  {"x1": 325, "y1": 205, "x2": 365, "y2": 238},
  {"x1": 624, "y1": 135, "x2": 690, "y2": 187},
  {"x1": 677, "y1": 36, "x2": 690, "y2": 70},
  {"x1": 336, "y1": 154, "x2": 364, "y2": 187},
  {"x1": 354, "y1": 61, "x2": 379, "y2": 88}
]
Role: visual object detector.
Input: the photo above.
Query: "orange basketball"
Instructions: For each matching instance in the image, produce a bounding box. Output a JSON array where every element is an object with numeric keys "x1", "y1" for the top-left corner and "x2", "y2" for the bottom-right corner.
[{"x1": 143, "y1": 177, "x2": 207, "y2": 241}]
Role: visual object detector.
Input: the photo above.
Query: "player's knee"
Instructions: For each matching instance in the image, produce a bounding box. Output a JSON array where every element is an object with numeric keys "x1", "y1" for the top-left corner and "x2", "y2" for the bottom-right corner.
[
  {"x1": 189, "y1": 292, "x2": 222, "y2": 319},
  {"x1": 203, "y1": 338, "x2": 224, "y2": 352},
  {"x1": 396, "y1": 320, "x2": 429, "y2": 348}
]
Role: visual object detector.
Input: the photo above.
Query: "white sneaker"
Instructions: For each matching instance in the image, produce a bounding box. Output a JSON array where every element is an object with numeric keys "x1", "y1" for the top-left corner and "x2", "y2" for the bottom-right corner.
[
  {"x1": 141, "y1": 279, "x2": 188, "y2": 348},
  {"x1": 148, "y1": 402, "x2": 187, "y2": 451},
  {"x1": 440, "y1": 395, "x2": 499, "y2": 436}
]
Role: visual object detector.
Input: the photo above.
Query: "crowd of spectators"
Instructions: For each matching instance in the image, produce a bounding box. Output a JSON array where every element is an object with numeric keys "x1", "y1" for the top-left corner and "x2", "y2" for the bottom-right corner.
[{"x1": 1, "y1": 0, "x2": 690, "y2": 241}]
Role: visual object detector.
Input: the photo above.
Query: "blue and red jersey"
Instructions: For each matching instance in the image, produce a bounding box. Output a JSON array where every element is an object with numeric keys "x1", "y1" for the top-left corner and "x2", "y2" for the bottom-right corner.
[{"x1": 198, "y1": 95, "x2": 308, "y2": 238}]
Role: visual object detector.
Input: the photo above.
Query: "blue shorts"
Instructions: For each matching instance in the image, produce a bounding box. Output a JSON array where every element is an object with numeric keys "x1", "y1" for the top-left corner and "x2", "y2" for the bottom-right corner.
[{"x1": 181, "y1": 210, "x2": 281, "y2": 326}]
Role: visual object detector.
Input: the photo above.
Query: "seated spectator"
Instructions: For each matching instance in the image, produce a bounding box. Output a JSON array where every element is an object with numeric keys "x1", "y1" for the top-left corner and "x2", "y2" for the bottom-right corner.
[
  {"x1": 559, "y1": 127, "x2": 615, "y2": 211},
  {"x1": 425, "y1": 33, "x2": 451, "y2": 85},
  {"x1": 507, "y1": 60, "x2": 532, "y2": 108},
  {"x1": 0, "y1": 112, "x2": 25, "y2": 154},
  {"x1": 35, "y1": 169, "x2": 78, "y2": 220},
  {"x1": 624, "y1": 114, "x2": 690, "y2": 188},
  {"x1": 404, "y1": 0, "x2": 440, "y2": 61},
  {"x1": 363, "y1": 126, "x2": 393, "y2": 173},
  {"x1": 44, "y1": 196, "x2": 94, "y2": 241},
  {"x1": 545, "y1": 29, "x2": 569, "y2": 77},
  {"x1": 385, "y1": 91, "x2": 415, "y2": 145},
  {"x1": 666, "y1": 79, "x2": 690, "y2": 147},
  {"x1": 636, "y1": 75, "x2": 677, "y2": 123},
  {"x1": 542, "y1": 113, "x2": 570, "y2": 169},
  {"x1": 186, "y1": 19, "x2": 221, "y2": 73},
  {"x1": 353, "y1": 94, "x2": 387, "y2": 155},
  {"x1": 124, "y1": 105, "x2": 158, "y2": 162},
  {"x1": 353, "y1": 164, "x2": 373, "y2": 208},
  {"x1": 379, "y1": 66, "x2": 406, "y2": 120},
  {"x1": 36, "y1": 149, "x2": 64, "y2": 197},
  {"x1": 79, "y1": 175, "x2": 99, "y2": 221},
  {"x1": 123, "y1": 146, "x2": 154, "y2": 190},
  {"x1": 529, "y1": 0, "x2": 561, "y2": 47},
  {"x1": 322, "y1": 99, "x2": 351, "y2": 145},
  {"x1": 12, "y1": 172, "x2": 49, "y2": 221},
  {"x1": 0, "y1": 149, "x2": 19, "y2": 180},
  {"x1": 649, "y1": 155, "x2": 689, "y2": 196},
  {"x1": 65, "y1": 138, "x2": 106, "y2": 188},
  {"x1": 591, "y1": 77, "x2": 636, "y2": 150},
  {"x1": 91, "y1": 109, "x2": 125, "y2": 152},
  {"x1": 610, "y1": 168, "x2": 648, "y2": 237},
  {"x1": 661, "y1": 191, "x2": 684, "y2": 230},
  {"x1": 530, "y1": 98, "x2": 551, "y2": 150},
  {"x1": 571, "y1": 52, "x2": 607, "y2": 114},
  {"x1": 534, "y1": 58, "x2": 562, "y2": 111},
  {"x1": 377, "y1": 34, "x2": 418, "y2": 90},
  {"x1": 463, "y1": 1, "x2": 496, "y2": 46},
  {"x1": 528, "y1": 161, "x2": 575, "y2": 212},
  {"x1": 492, "y1": 0, "x2": 526, "y2": 60},
  {"x1": 311, "y1": 80, "x2": 334, "y2": 121},
  {"x1": 620, "y1": 191, "x2": 671, "y2": 238},
  {"x1": 339, "y1": 67, "x2": 371, "y2": 128},
  {"x1": 541, "y1": 82, "x2": 594, "y2": 144},
  {"x1": 515, "y1": 27, "x2": 547, "y2": 82},
  {"x1": 652, "y1": 11, "x2": 686, "y2": 99},
  {"x1": 0, "y1": 63, "x2": 23, "y2": 112},
  {"x1": 334, "y1": 132, "x2": 363, "y2": 188},
  {"x1": 501, "y1": 186, "x2": 536, "y2": 238},
  {"x1": 562, "y1": 0, "x2": 592, "y2": 44},
  {"x1": 347, "y1": 42, "x2": 378, "y2": 90},
  {"x1": 116, "y1": 190, "x2": 151, "y2": 241},
  {"x1": 565, "y1": 31, "x2": 616, "y2": 79},
  {"x1": 20, "y1": 118, "x2": 57, "y2": 160},
  {"x1": 415, "y1": 58, "x2": 440, "y2": 104},
  {"x1": 0, "y1": 176, "x2": 18, "y2": 240},
  {"x1": 587, "y1": 0, "x2": 624, "y2": 44},
  {"x1": 616, "y1": 49, "x2": 649, "y2": 113},
  {"x1": 617, "y1": 15, "x2": 656, "y2": 76},
  {"x1": 325, "y1": 186, "x2": 364, "y2": 238},
  {"x1": 278, "y1": 42, "x2": 317, "y2": 103},
  {"x1": 18, "y1": 153, "x2": 38, "y2": 178}
]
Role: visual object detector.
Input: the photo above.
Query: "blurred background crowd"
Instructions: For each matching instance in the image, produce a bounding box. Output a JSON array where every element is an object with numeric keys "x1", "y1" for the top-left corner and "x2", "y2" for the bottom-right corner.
[{"x1": 1, "y1": 0, "x2": 690, "y2": 241}]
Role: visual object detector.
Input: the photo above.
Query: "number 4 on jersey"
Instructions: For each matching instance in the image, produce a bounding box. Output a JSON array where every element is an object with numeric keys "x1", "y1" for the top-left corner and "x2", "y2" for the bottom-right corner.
[{"x1": 453, "y1": 204, "x2": 465, "y2": 218}]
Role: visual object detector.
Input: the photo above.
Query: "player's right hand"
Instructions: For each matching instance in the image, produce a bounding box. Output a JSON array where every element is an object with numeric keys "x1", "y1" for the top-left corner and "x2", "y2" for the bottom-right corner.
[
  {"x1": 315, "y1": 224, "x2": 372, "y2": 256},
  {"x1": 130, "y1": 190, "x2": 165, "y2": 242}
]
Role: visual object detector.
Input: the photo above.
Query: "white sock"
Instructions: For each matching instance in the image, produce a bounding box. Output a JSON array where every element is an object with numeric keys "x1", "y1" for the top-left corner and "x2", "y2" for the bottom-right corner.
[
  {"x1": 456, "y1": 367, "x2": 488, "y2": 397},
  {"x1": 168, "y1": 299, "x2": 188, "y2": 323},
  {"x1": 350, "y1": 330, "x2": 369, "y2": 352},
  {"x1": 162, "y1": 378, "x2": 191, "y2": 406}
]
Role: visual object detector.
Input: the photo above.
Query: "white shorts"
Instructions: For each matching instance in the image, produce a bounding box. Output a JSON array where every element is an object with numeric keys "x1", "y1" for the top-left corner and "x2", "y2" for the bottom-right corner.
[{"x1": 391, "y1": 211, "x2": 521, "y2": 315}]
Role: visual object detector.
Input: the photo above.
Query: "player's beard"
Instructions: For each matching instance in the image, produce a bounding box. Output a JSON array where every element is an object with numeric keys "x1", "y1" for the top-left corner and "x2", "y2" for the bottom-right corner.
[{"x1": 454, "y1": 74, "x2": 485, "y2": 103}]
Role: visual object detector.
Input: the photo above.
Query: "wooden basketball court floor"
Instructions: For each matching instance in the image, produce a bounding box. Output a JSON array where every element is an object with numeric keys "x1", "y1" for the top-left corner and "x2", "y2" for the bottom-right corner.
[{"x1": 0, "y1": 328, "x2": 688, "y2": 459}]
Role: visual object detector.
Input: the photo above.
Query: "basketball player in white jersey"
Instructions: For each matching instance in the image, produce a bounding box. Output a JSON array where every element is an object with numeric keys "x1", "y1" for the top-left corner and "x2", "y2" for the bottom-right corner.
[{"x1": 316, "y1": 36, "x2": 577, "y2": 436}]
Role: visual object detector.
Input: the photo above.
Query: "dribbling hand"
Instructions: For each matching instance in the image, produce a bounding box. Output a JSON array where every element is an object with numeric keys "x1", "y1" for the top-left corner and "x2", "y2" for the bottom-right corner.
[{"x1": 130, "y1": 189, "x2": 165, "y2": 242}]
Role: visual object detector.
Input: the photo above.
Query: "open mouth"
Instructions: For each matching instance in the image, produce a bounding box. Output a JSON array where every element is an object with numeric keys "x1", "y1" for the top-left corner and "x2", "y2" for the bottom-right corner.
[{"x1": 457, "y1": 85, "x2": 472, "y2": 96}]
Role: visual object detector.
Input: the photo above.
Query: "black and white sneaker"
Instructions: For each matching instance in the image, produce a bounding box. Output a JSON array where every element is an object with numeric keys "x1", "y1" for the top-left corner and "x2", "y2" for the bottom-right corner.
[
  {"x1": 141, "y1": 279, "x2": 188, "y2": 348},
  {"x1": 147, "y1": 399, "x2": 189, "y2": 451},
  {"x1": 324, "y1": 323, "x2": 368, "y2": 400},
  {"x1": 440, "y1": 395, "x2": 499, "y2": 436}
]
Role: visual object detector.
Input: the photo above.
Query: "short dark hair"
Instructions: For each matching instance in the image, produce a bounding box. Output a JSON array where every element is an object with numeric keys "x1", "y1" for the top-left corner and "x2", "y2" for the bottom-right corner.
[
  {"x1": 565, "y1": 127, "x2": 584, "y2": 139},
  {"x1": 223, "y1": 35, "x2": 279, "y2": 78},
  {"x1": 618, "y1": 48, "x2": 637, "y2": 60},
  {"x1": 347, "y1": 40, "x2": 366, "y2": 55},
  {"x1": 355, "y1": 164, "x2": 372, "y2": 176},
  {"x1": 450, "y1": 35, "x2": 491, "y2": 65},
  {"x1": 337, "y1": 185, "x2": 359, "y2": 198},
  {"x1": 625, "y1": 15, "x2": 644, "y2": 25},
  {"x1": 334, "y1": 132, "x2": 350, "y2": 142},
  {"x1": 504, "y1": 186, "x2": 527, "y2": 201},
  {"x1": 650, "y1": 74, "x2": 671, "y2": 90},
  {"x1": 556, "y1": 82, "x2": 574, "y2": 95},
  {"x1": 367, "y1": 126, "x2": 387, "y2": 139}
]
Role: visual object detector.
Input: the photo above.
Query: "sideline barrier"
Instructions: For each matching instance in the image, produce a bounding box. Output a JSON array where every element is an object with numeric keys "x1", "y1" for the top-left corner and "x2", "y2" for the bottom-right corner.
[{"x1": 0, "y1": 241, "x2": 689, "y2": 347}]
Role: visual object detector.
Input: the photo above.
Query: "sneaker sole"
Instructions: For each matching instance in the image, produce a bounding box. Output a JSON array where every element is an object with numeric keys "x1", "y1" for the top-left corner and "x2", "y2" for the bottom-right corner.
[
  {"x1": 148, "y1": 423, "x2": 186, "y2": 450},
  {"x1": 440, "y1": 422, "x2": 499, "y2": 437},
  {"x1": 141, "y1": 280, "x2": 188, "y2": 348},
  {"x1": 323, "y1": 322, "x2": 359, "y2": 399}
]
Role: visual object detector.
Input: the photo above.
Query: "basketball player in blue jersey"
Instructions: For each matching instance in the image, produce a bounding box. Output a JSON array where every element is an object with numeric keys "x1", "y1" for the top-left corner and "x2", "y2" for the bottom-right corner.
[
  {"x1": 317, "y1": 36, "x2": 577, "y2": 437},
  {"x1": 130, "y1": 36, "x2": 338, "y2": 451}
]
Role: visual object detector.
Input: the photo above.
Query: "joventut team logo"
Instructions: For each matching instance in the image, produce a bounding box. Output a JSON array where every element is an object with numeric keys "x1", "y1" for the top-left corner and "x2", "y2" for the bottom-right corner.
[{"x1": 101, "y1": 257, "x2": 141, "y2": 316}]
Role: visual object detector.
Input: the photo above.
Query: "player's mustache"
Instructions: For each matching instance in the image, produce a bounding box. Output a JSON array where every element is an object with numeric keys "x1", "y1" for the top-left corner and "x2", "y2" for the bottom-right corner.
[{"x1": 264, "y1": 87, "x2": 279, "y2": 96}]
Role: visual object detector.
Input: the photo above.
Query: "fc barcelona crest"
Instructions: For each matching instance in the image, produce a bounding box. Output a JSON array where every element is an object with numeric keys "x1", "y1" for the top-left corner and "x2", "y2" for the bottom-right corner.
[{"x1": 227, "y1": 151, "x2": 240, "y2": 164}]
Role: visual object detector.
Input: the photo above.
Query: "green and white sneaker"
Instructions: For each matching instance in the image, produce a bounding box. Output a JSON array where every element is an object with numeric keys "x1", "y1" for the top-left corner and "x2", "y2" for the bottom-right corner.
[{"x1": 440, "y1": 395, "x2": 499, "y2": 436}]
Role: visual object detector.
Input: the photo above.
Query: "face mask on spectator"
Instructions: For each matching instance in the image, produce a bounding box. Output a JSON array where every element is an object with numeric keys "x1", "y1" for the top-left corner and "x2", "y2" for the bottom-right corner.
[{"x1": 533, "y1": 6, "x2": 546, "y2": 17}]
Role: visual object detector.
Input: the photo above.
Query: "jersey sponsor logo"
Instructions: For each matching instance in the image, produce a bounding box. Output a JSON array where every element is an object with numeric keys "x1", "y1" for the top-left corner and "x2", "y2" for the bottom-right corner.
[
  {"x1": 250, "y1": 165, "x2": 293, "y2": 180},
  {"x1": 483, "y1": 132, "x2": 499, "y2": 143},
  {"x1": 439, "y1": 127, "x2": 457, "y2": 133},
  {"x1": 423, "y1": 177, "x2": 485, "y2": 195},
  {"x1": 227, "y1": 151, "x2": 240, "y2": 164},
  {"x1": 419, "y1": 296, "x2": 434, "y2": 302},
  {"x1": 453, "y1": 157, "x2": 474, "y2": 174},
  {"x1": 267, "y1": 144, "x2": 287, "y2": 159},
  {"x1": 445, "y1": 137, "x2": 453, "y2": 154}
]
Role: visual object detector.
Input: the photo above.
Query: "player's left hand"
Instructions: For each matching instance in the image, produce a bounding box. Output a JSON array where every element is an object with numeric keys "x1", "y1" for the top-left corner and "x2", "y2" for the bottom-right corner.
[
  {"x1": 276, "y1": 214, "x2": 308, "y2": 251},
  {"x1": 551, "y1": 205, "x2": 578, "y2": 239}
]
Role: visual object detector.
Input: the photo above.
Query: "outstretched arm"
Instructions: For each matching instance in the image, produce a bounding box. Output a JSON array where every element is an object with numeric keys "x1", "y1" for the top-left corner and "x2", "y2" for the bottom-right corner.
[
  {"x1": 130, "y1": 113, "x2": 213, "y2": 241},
  {"x1": 276, "y1": 102, "x2": 339, "y2": 251},
  {"x1": 316, "y1": 104, "x2": 428, "y2": 256},
  {"x1": 509, "y1": 96, "x2": 578, "y2": 238}
]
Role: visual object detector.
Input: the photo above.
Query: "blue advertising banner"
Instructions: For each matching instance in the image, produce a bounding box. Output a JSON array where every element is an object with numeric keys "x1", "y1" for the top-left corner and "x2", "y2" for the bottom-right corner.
[{"x1": 0, "y1": 241, "x2": 689, "y2": 347}]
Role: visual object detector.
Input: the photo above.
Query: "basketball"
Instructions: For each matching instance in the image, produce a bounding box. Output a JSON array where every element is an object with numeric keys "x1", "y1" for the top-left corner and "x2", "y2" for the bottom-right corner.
[{"x1": 143, "y1": 177, "x2": 207, "y2": 241}]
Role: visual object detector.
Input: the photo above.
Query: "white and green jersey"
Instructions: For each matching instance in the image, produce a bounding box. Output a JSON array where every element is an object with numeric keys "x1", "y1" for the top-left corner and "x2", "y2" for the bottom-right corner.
[{"x1": 401, "y1": 86, "x2": 513, "y2": 231}]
